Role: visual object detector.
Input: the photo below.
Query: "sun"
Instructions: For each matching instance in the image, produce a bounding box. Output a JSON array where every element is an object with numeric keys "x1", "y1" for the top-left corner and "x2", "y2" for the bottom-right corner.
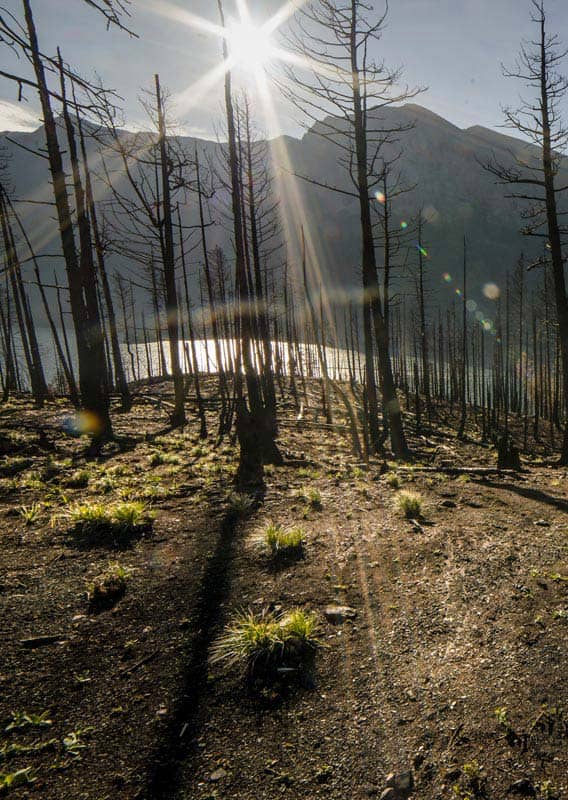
[{"x1": 227, "y1": 19, "x2": 275, "y2": 72}]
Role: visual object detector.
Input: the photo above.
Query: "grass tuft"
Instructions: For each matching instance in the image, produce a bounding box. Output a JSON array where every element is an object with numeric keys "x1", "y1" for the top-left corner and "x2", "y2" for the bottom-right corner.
[
  {"x1": 395, "y1": 490, "x2": 423, "y2": 519},
  {"x1": 298, "y1": 486, "x2": 322, "y2": 509},
  {"x1": 227, "y1": 492, "x2": 255, "y2": 517},
  {"x1": 62, "y1": 501, "x2": 153, "y2": 546},
  {"x1": 265, "y1": 522, "x2": 304, "y2": 558},
  {"x1": 18, "y1": 502, "x2": 42, "y2": 526},
  {"x1": 211, "y1": 607, "x2": 320, "y2": 679}
]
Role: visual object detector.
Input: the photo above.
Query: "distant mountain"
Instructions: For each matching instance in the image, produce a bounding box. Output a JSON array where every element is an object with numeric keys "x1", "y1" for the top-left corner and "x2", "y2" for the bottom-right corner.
[{"x1": 0, "y1": 103, "x2": 557, "y2": 329}]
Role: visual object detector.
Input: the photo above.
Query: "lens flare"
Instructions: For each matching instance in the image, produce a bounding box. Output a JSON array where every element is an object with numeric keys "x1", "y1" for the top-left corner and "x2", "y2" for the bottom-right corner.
[
  {"x1": 466, "y1": 299, "x2": 477, "y2": 312},
  {"x1": 475, "y1": 310, "x2": 484, "y2": 321},
  {"x1": 483, "y1": 282, "x2": 500, "y2": 300},
  {"x1": 375, "y1": 191, "x2": 386, "y2": 204},
  {"x1": 416, "y1": 245, "x2": 428, "y2": 257},
  {"x1": 455, "y1": 288, "x2": 462, "y2": 297},
  {"x1": 62, "y1": 411, "x2": 104, "y2": 437},
  {"x1": 443, "y1": 272, "x2": 452, "y2": 283},
  {"x1": 400, "y1": 221, "x2": 408, "y2": 230}
]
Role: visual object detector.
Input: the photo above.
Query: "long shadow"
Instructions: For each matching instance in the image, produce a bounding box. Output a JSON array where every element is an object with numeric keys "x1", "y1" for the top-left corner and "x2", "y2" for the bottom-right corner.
[
  {"x1": 143, "y1": 487, "x2": 265, "y2": 800},
  {"x1": 482, "y1": 480, "x2": 568, "y2": 514}
]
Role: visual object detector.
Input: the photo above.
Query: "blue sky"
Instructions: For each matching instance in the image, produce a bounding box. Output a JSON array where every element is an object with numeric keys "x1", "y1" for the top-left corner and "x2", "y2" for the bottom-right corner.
[{"x1": 2, "y1": 0, "x2": 568, "y2": 139}]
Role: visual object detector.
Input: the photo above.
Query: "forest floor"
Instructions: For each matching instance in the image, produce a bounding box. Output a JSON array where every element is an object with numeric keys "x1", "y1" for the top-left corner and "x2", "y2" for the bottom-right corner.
[{"x1": 1, "y1": 379, "x2": 567, "y2": 800}]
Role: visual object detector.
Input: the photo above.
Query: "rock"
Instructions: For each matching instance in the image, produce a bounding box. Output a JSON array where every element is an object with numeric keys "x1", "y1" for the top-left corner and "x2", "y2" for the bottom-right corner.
[
  {"x1": 209, "y1": 768, "x2": 228, "y2": 782},
  {"x1": 384, "y1": 770, "x2": 414, "y2": 796},
  {"x1": 534, "y1": 519, "x2": 550, "y2": 527},
  {"x1": 440, "y1": 499, "x2": 457, "y2": 508},
  {"x1": 324, "y1": 605, "x2": 357, "y2": 623}
]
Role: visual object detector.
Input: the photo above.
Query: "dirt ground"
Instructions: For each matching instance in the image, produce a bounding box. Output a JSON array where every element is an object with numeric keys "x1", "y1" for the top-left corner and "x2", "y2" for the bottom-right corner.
[{"x1": 1, "y1": 382, "x2": 567, "y2": 800}]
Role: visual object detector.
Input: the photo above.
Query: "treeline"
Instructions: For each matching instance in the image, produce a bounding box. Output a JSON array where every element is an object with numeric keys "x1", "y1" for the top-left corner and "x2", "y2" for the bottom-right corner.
[{"x1": 0, "y1": 0, "x2": 567, "y2": 476}]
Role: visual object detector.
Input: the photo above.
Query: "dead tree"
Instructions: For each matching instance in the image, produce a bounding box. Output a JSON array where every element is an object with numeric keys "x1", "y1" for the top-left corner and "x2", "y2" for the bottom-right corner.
[
  {"x1": 281, "y1": 0, "x2": 418, "y2": 458},
  {"x1": 485, "y1": 0, "x2": 568, "y2": 464}
]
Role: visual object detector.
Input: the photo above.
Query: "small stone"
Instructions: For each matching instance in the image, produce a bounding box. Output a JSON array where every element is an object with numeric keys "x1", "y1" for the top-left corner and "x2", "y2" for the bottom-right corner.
[
  {"x1": 385, "y1": 770, "x2": 414, "y2": 795},
  {"x1": 324, "y1": 605, "x2": 357, "y2": 623},
  {"x1": 535, "y1": 519, "x2": 550, "y2": 527},
  {"x1": 440, "y1": 500, "x2": 457, "y2": 508},
  {"x1": 209, "y1": 768, "x2": 228, "y2": 782}
]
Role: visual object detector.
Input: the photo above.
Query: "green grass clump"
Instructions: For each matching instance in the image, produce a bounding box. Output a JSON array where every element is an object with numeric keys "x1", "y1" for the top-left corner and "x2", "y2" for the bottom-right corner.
[
  {"x1": 4, "y1": 711, "x2": 51, "y2": 732},
  {"x1": 211, "y1": 607, "x2": 320, "y2": 679},
  {"x1": 227, "y1": 492, "x2": 255, "y2": 517},
  {"x1": 18, "y1": 502, "x2": 42, "y2": 526},
  {"x1": 148, "y1": 451, "x2": 181, "y2": 467},
  {"x1": 395, "y1": 490, "x2": 423, "y2": 519},
  {"x1": 65, "y1": 469, "x2": 90, "y2": 488},
  {"x1": 385, "y1": 472, "x2": 401, "y2": 489},
  {"x1": 87, "y1": 563, "x2": 131, "y2": 611},
  {"x1": 67, "y1": 502, "x2": 111, "y2": 528},
  {"x1": 265, "y1": 523, "x2": 304, "y2": 558},
  {"x1": 63, "y1": 501, "x2": 153, "y2": 545},
  {"x1": 112, "y1": 501, "x2": 148, "y2": 528},
  {"x1": 0, "y1": 768, "x2": 36, "y2": 792},
  {"x1": 298, "y1": 486, "x2": 322, "y2": 510},
  {"x1": 280, "y1": 608, "x2": 318, "y2": 645}
]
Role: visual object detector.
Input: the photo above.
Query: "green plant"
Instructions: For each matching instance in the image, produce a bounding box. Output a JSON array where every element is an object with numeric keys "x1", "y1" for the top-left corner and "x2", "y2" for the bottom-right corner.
[
  {"x1": 0, "y1": 767, "x2": 36, "y2": 793},
  {"x1": 494, "y1": 706, "x2": 509, "y2": 726},
  {"x1": 395, "y1": 490, "x2": 423, "y2": 519},
  {"x1": 227, "y1": 492, "x2": 255, "y2": 517},
  {"x1": 385, "y1": 472, "x2": 401, "y2": 489},
  {"x1": 211, "y1": 607, "x2": 320, "y2": 677},
  {"x1": 264, "y1": 523, "x2": 304, "y2": 557},
  {"x1": 63, "y1": 501, "x2": 152, "y2": 545},
  {"x1": 298, "y1": 486, "x2": 322, "y2": 509},
  {"x1": 87, "y1": 563, "x2": 131, "y2": 611},
  {"x1": 537, "y1": 780, "x2": 558, "y2": 800},
  {"x1": 280, "y1": 608, "x2": 319, "y2": 647},
  {"x1": 18, "y1": 502, "x2": 42, "y2": 526},
  {"x1": 113, "y1": 501, "x2": 149, "y2": 529},
  {"x1": 62, "y1": 729, "x2": 91, "y2": 758},
  {"x1": 451, "y1": 760, "x2": 487, "y2": 799},
  {"x1": 65, "y1": 469, "x2": 90, "y2": 488},
  {"x1": 66, "y1": 502, "x2": 112, "y2": 529},
  {"x1": 4, "y1": 711, "x2": 52, "y2": 732},
  {"x1": 0, "y1": 739, "x2": 57, "y2": 762},
  {"x1": 210, "y1": 609, "x2": 283, "y2": 669}
]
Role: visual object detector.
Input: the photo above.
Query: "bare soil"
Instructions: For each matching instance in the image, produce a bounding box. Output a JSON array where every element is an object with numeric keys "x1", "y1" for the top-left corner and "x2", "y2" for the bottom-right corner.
[{"x1": 1, "y1": 382, "x2": 567, "y2": 800}]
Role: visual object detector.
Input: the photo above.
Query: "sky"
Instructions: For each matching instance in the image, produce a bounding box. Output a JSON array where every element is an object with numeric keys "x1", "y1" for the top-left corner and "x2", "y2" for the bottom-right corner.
[{"x1": 2, "y1": 0, "x2": 568, "y2": 140}]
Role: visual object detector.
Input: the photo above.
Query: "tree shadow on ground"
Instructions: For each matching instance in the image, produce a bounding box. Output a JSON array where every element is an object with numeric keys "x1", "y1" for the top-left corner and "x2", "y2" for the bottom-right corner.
[
  {"x1": 482, "y1": 480, "x2": 568, "y2": 514},
  {"x1": 143, "y1": 486, "x2": 265, "y2": 800}
]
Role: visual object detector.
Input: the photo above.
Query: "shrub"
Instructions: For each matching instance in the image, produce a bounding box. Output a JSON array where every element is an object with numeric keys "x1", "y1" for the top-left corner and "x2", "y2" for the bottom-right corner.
[
  {"x1": 87, "y1": 563, "x2": 131, "y2": 611},
  {"x1": 395, "y1": 490, "x2": 423, "y2": 518},
  {"x1": 265, "y1": 523, "x2": 304, "y2": 558}
]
